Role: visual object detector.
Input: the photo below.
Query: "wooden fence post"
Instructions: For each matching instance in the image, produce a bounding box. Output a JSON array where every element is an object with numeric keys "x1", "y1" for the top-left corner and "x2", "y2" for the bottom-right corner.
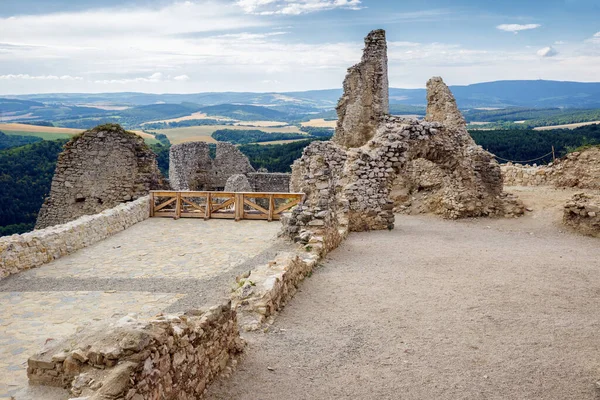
[
  {"x1": 149, "y1": 192, "x2": 154, "y2": 217},
  {"x1": 204, "y1": 192, "x2": 211, "y2": 220},
  {"x1": 174, "y1": 192, "x2": 181, "y2": 220}
]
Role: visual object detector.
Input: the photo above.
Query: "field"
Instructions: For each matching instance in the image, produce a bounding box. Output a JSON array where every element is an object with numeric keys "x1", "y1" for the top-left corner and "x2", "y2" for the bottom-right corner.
[
  {"x1": 0, "y1": 123, "x2": 158, "y2": 144},
  {"x1": 533, "y1": 121, "x2": 600, "y2": 131},
  {"x1": 234, "y1": 121, "x2": 289, "y2": 127},
  {"x1": 157, "y1": 125, "x2": 304, "y2": 145},
  {"x1": 142, "y1": 112, "x2": 233, "y2": 125},
  {"x1": 301, "y1": 119, "x2": 337, "y2": 128}
]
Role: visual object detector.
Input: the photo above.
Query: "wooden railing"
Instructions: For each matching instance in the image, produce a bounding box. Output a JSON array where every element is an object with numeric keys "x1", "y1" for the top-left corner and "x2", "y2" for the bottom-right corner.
[{"x1": 149, "y1": 191, "x2": 305, "y2": 222}]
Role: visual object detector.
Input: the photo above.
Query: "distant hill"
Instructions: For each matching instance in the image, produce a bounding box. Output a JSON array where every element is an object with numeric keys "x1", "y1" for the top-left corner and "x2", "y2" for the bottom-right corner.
[
  {"x1": 6, "y1": 80, "x2": 600, "y2": 109},
  {"x1": 199, "y1": 104, "x2": 290, "y2": 121}
]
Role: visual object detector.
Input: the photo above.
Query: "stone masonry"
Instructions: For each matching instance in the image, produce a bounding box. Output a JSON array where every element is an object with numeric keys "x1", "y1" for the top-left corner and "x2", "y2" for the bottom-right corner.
[
  {"x1": 563, "y1": 192, "x2": 600, "y2": 238},
  {"x1": 28, "y1": 303, "x2": 243, "y2": 400},
  {"x1": 36, "y1": 124, "x2": 164, "y2": 229},
  {"x1": 1, "y1": 197, "x2": 149, "y2": 280},
  {"x1": 169, "y1": 141, "x2": 291, "y2": 192},
  {"x1": 169, "y1": 142, "x2": 255, "y2": 191},
  {"x1": 282, "y1": 29, "x2": 522, "y2": 244},
  {"x1": 501, "y1": 146, "x2": 600, "y2": 190},
  {"x1": 333, "y1": 29, "x2": 389, "y2": 148}
]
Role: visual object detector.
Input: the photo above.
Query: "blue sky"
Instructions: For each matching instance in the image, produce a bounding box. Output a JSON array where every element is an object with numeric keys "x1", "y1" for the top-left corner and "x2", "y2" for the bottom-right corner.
[{"x1": 0, "y1": 0, "x2": 599, "y2": 94}]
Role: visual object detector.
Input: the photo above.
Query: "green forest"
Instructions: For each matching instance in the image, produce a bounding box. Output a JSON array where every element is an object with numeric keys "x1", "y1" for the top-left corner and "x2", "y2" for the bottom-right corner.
[
  {"x1": 212, "y1": 129, "x2": 308, "y2": 144},
  {"x1": 1, "y1": 123, "x2": 599, "y2": 236}
]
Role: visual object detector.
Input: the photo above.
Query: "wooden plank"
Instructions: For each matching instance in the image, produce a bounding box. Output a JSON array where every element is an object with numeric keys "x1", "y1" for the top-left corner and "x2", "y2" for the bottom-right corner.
[
  {"x1": 210, "y1": 213, "x2": 236, "y2": 220},
  {"x1": 268, "y1": 194, "x2": 274, "y2": 222},
  {"x1": 180, "y1": 212, "x2": 206, "y2": 218},
  {"x1": 151, "y1": 191, "x2": 178, "y2": 197},
  {"x1": 274, "y1": 198, "x2": 302, "y2": 215},
  {"x1": 149, "y1": 192, "x2": 155, "y2": 217},
  {"x1": 174, "y1": 192, "x2": 181, "y2": 220},
  {"x1": 154, "y1": 197, "x2": 177, "y2": 212},
  {"x1": 205, "y1": 192, "x2": 212, "y2": 220},
  {"x1": 211, "y1": 198, "x2": 235, "y2": 213},
  {"x1": 181, "y1": 197, "x2": 206, "y2": 213},
  {"x1": 243, "y1": 198, "x2": 269, "y2": 215}
]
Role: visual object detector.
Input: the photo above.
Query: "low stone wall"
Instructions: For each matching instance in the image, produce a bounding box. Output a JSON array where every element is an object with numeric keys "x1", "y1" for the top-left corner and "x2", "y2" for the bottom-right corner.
[
  {"x1": 563, "y1": 193, "x2": 600, "y2": 238},
  {"x1": 0, "y1": 197, "x2": 149, "y2": 280},
  {"x1": 232, "y1": 225, "x2": 345, "y2": 331},
  {"x1": 28, "y1": 303, "x2": 243, "y2": 399},
  {"x1": 501, "y1": 163, "x2": 551, "y2": 187},
  {"x1": 501, "y1": 147, "x2": 600, "y2": 189},
  {"x1": 247, "y1": 172, "x2": 291, "y2": 193}
]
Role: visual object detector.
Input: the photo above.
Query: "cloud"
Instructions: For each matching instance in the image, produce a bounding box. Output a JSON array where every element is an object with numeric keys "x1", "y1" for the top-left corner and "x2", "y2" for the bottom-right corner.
[
  {"x1": 537, "y1": 46, "x2": 558, "y2": 57},
  {"x1": 237, "y1": 0, "x2": 363, "y2": 15},
  {"x1": 0, "y1": 74, "x2": 82, "y2": 80},
  {"x1": 595, "y1": 32, "x2": 600, "y2": 37},
  {"x1": 174, "y1": 75, "x2": 190, "y2": 81},
  {"x1": 496, "y1": 24, "x2": 541, "y2": 34},
  {"x1": 554, "y1": 41, "x2": 565, "y2": 45}
]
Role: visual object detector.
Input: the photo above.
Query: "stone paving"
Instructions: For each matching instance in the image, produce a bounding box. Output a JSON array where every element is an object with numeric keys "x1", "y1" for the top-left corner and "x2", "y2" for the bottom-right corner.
[{"x1": 0, "y1": 218, "x2": 285, "y2": 399}]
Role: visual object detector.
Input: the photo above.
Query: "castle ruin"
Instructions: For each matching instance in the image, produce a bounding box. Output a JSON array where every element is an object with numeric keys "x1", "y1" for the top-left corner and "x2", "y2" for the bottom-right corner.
[
  {"x1": 36, "y1": 124, "x2": 164, "y2": 229},
  {"x1": 282, "y1": 29, "x2": 523, "y2": 242}
]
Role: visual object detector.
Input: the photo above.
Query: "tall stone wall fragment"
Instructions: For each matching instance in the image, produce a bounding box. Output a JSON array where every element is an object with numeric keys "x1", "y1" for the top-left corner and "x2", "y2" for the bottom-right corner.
[
  {"x1": 36, "y1": 124, "x2": 164, "y2": 229},
  {"x1": 333, "y1": 29, "x2": 389, "y2": 148},
  {"x1": 425, "y1": 76, "x2": 468, "y2": 132}
]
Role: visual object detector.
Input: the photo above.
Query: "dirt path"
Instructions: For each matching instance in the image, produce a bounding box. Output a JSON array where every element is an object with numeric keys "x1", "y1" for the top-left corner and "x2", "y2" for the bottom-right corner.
[{"x1": 206, "y1": 187, "x2": 600, "y2": 400}]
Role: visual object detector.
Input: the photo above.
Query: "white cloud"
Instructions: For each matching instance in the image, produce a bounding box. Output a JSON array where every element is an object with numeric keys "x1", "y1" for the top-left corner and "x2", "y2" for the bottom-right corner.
[
  {"x1": 174, "y1": 75, "x2": 190, "y2": 81},
  {"x1": 497, "y1": 24, "x2": 541, "y2": 34},
  {"x1": 594, "y1": 32, "x2": 600, "y2": 37},
  {"x1": 537, "y1": 46, "x2": 558, "y2": 57},
  {"x1": 0, "y1": 74, "x2": 83, "y2": 80},
  {"x1": 237, "y1": 0, "x2": 362, "y2": 15}
]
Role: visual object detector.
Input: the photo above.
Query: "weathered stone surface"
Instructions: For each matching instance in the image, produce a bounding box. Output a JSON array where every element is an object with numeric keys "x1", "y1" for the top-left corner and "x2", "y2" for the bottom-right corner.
[
  {"x1": 333, "y1": 29, "x2": 389, "y2": 148},
  {"x1": 425, "y1": 76, "x2": 467, "y2": 132},
  {"x1": 1, "y1": 197, "x2": 150, "y2": 280},
  {"x1": 502, "y1": 146, "x2": 600, "y2": 189},
  {"x1": 224, "y1": 174, "x2": 252, "y2": 192},
  {"x1": 36, "y1": 124, "x2": 163, "y2": 229},
  {"x1": 27, "y1": 304, "x2": 243, "y2": 400},
  {"x1": 247, "y1": 172, "x2": 291, "y2": 192},
  {"x1": 282, "y1": 29, "x2": 520, "y2": 245},
  {"x1": 563, "y1": 193, "x2": 600, "y2": 238},
  {"x1": 169, "y1": 142, "x2": 255, "y2": 191}
]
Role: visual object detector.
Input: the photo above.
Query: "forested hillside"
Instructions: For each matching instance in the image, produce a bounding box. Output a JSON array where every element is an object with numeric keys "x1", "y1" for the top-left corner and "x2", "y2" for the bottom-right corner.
[{"x1": 0, "y1": 139, "x2": 67, "y2": 236}]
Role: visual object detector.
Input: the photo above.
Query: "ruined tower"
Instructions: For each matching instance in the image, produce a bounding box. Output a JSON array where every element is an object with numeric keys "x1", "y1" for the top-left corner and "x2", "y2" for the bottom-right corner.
[
  {"x1": 36, "y1": 124, "x2": 164, "y2": 229},
  {"x1": 333, "y1": 29, "x2": 389, "y2": 148}
]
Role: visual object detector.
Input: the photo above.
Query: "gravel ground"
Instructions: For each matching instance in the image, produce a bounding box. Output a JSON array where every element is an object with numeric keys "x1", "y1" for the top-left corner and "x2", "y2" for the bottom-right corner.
[{"x1": 206, "y1": 187, "x2": 600, "y2": 400}]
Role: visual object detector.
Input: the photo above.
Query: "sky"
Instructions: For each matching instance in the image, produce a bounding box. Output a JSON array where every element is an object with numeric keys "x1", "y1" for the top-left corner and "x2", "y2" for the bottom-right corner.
[{"x1": 0, "y1": 0, "x2": 599, "y2": 94}]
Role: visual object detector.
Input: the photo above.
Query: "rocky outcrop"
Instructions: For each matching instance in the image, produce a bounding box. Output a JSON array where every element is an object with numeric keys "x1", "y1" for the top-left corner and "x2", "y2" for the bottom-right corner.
[
  {"x1": 333, "y1": 29, "x2": 389, "y2": 148},
  {"x1": 502, "y1": 146, "x2": 600, "y2": 189},
  {"x1": 36, "y1": 124, "x2": 163, "y2": 229},
  {"x1": 563, "y1": 193, "x2": 600, "y2": 238},
  {"x1": 282, "y1": 29, "x2": 522, "y2": 245},
  {"x1": 28, "y1": 304, "x2": 243, "y2": 399},
  {"x1": 169, "y1": 142, "x2": 255, "y2": 191}
]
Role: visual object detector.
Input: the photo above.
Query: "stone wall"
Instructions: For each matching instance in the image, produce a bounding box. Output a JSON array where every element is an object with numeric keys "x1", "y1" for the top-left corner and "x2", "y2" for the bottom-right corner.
[
  {"x1": 333, "y1": 29, "x2": 389, "y2": 148},
  {"x1": 28, "y1": 303, "x2": 243, "y2": 400},
  {"x1": 169, "y1": 142, "x2": 255, "y2": 191},
  {"x1": 0, "y1": 197, "x2": 149, "y2": 280},
  {"x1": 563, "y1": 193, "x2": 600, "y2": 238},
  {"x1": 247, "y1": 172, "x2": 291, "y2": 192},
  {"x1": 501, "y1": 147, "x2": 600, "y2": 189},
  {"x1": 36, "y1": 124, "x2": 164, "y2": 229}
]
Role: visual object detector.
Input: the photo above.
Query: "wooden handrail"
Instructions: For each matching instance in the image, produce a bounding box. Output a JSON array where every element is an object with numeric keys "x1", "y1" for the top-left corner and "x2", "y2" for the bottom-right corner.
[{"x1": 149, "y1": 191, "x2": 304, "y2": 222}]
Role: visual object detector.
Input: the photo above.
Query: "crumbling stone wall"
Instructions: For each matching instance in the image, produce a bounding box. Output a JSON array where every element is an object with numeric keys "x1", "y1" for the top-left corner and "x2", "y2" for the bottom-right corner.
[
  {"x1": 502, "y1": 147, "x2": 600, "y2": 189},
  {"x1": 225, "y1": 174, "x2": 252, "y2": 192},
  {"x1": 247, "y1": 172, "x2": 291, "y2": 192},
  {"x1": 169, "y1": 142, "x2": 255, "y2": 191},
  {"x1": 36, "y1": 124, "x2": 163, "y2": 229},
  {"x1": 333, "y1": 29, "x2": 389, "y2": 148},
  {"x1": 563, "y1": 193, "x2": 600, "y2": 238},
  {"x1": 1, "y1": 197, "x2": 149, "y2": 280},
  {"x1": 282, "y1": 29, "x2": 522, "y2": 244},
  {"x1": 28, "y1": 303, "x2": 243, "y2": 400}
]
